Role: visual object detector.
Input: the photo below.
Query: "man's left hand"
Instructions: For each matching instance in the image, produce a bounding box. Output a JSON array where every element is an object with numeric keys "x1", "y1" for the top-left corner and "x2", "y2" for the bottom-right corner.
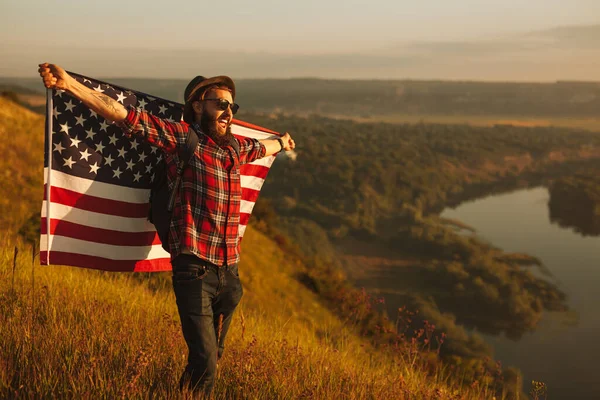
[{"x1": 281, "y1": 132, "x2": 295, "y2": 151}]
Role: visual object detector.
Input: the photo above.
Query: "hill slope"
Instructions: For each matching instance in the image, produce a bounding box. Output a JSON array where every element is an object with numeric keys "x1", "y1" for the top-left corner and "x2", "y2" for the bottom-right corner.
[
  {"x1": 0, "y1": 96, "x2": 45, "y2": 234},
  {"x1": 1, "y1": 228, "x2": 507, "y2": 399}
]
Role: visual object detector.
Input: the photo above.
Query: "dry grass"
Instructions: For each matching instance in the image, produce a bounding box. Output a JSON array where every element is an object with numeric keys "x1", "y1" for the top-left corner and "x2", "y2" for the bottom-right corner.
[
  {"x1": 0, "y1": 229, "x2": 504, "y2": 399},
  {"x1": 0, "y1": 97, "x2": 45, "y2": 234}
]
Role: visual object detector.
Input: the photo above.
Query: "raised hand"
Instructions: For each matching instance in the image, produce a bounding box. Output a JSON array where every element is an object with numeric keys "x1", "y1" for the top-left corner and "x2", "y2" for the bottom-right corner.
[
  {"x1": 38, "y1": 63, "x2": 72, "y2": 91},
  {"x1": 281, "y1": 132, "x2": 295, "y2": 151},
  {"x1": 37, "y1": 62, "x2": 127, "y2": 122}
]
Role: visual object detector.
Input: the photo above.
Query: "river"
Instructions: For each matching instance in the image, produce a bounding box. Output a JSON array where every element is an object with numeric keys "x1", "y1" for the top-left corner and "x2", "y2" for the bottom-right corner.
[{"x1": 441, "y1": 187, "x2": 600, "y2": 399}]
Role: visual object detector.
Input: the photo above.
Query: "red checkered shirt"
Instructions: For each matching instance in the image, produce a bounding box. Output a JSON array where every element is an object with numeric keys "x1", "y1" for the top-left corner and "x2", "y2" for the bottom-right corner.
[{"x1": 118, "y1": 107, "x2": 266, "y2": 266}]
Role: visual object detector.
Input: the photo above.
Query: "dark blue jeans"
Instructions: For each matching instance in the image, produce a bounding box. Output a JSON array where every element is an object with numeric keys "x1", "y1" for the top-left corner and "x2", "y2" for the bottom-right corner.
[{"x1": 171, "y1": 254, "x2": 243, "y2": 396}]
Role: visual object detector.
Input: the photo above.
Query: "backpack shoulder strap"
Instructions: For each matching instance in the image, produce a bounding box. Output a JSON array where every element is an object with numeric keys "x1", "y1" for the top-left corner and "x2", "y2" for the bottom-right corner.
[
  {"x1": 183, "y1": 126, "x2": 200, "y2": 165},
  {"x1": 166, "y1": 127, "x2": 199, "y2": 212},
  {"x1": 230, "y1": 137, "x2": 240, "y2": 157}
]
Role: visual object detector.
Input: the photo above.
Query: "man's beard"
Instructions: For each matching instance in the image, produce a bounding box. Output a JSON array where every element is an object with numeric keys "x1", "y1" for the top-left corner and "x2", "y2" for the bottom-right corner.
[{"x1": 200, "y1": 112, "x2": 234, "y2": 148}]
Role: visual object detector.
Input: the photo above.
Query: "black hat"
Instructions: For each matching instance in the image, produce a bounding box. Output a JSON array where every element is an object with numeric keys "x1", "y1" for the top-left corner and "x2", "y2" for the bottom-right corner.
[{"x1": 183, "y1": 75, "x2": 236, "y2": 123}]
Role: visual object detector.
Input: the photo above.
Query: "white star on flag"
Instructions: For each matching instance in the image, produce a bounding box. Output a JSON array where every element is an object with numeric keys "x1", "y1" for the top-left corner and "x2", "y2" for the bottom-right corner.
[
  {"x1": 93, "y1": 85, "x2": 104, "y2": 93},
  {"x1": 54, "y1": 142, "x2": 65, "y2": 153},
  {"x1": 117, "y1": 147, "x2": 127, "y2": 159},
  {"x1": 108, "y1": 134, "x2": 118, "y2": 146},
  {"x1": 112, "y1": 167, "x2": 122, "y2": 179},
  {"x1": 158, "y1": 104, "x2": 167, "y2": 115},
  {"x1": 99, "y1": 120, "x2": 110, "y2": 132},
  {"x1": 126, "y1": 159, "x2": 135, "y2": 171},
  {"x1": 53, "y1": 106, "x2": 61, "y2": 117},
  {"x1": 64, "y1": 100, "x2": 76, "y2": 112},
  {"x1": 79, "y1": 149, "x2": 91, "y2": 162},
  {"x1": 139, "y1": 151, "x2": 147, "y2": 162},
  {"x1": 133, "y1": 171, "x2": 142, "y2": 182},
  {"x1": 138, "y1": 98, "x2": 147, "y2": 110},
  {"x1": 60, "y1": 123, "x2": 70, "y2": 134},
  {"x1": 85, "y1": 128, "x2": 96, "y2": 140},
  {"x1": 89, "y1": 162, "x2": 100, "y2": 174},
  {"x1": 63, "y1": 156, "x2": 76, "y2": 169},
  {"x1": 75, "y1": 114, "x2": 86, "y2": 127},
  {"x1": 69, "y1": 136, "x2": 81, "y2": 148},
  {"x1": 55, "y1": 89, "x2": 64, "y2": 97},
  {"x1": 104, "y1": 154, "x2": 115, "y2": 167},
  {"x1": 145, "y1": 164, "x2": 152, "y2": 173},
  {"x1": 95, "y1": 141, "x2": 105, "y2": 153},
  {"x1": 116, "y1": 92, "x2": 127, "y2": 103}
]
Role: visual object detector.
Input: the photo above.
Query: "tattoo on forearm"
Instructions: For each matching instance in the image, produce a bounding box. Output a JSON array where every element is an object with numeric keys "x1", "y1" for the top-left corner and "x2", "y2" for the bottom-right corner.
[{"x1": 91, "y1": 92, "x2": 120, "y2": 114}]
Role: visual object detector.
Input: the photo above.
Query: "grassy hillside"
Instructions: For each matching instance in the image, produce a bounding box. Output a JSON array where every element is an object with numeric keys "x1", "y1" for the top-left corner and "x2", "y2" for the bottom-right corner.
[
  {"x1": 0, "y1": 96, "x2": 45, "y2": 235},
  {"x1": 1, "y1": 230, "x2": 510, "y2": 399},
  {"x1": 0, "y1": 98, "x2": 513, "y2": 398}
]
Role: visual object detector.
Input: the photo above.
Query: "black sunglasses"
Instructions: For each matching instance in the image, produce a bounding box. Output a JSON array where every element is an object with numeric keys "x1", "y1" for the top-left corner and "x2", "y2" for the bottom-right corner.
[{"x1": 202, "y1": 98, "x2": 239, "y2": 115}]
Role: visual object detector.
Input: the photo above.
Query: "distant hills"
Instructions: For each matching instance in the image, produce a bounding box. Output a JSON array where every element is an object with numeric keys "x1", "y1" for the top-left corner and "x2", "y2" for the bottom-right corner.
[{"x1": 2, "y1": 77, "x2": 600, "y2": 127}]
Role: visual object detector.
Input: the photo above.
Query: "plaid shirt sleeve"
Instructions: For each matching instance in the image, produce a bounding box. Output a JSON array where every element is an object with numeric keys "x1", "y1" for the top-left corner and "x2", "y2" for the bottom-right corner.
[
  {"x1": 237, "y1": 136, "x2": 266, "y2": 165},
  {"x1": 117, "y1": 106, "x2": 188, "y2": 153}
]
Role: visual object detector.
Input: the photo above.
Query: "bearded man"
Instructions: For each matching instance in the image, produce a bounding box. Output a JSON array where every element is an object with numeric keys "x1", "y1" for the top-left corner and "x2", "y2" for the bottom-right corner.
[{"x1": 38, "y1": 63, "x2": 295, "y2": 396}]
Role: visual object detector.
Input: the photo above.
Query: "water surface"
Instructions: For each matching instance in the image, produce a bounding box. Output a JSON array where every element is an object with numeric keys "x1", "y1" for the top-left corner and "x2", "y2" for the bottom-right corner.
[{"x1": 442, "y1": 187, "x2": 600, "y2": 399}]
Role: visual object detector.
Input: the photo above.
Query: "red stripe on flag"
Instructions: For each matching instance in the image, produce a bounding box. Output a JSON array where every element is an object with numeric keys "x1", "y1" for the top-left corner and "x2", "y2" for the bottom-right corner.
[
  {"x1": 240, "y1": 164, "x2": 270, "y2": 179},
  {"x1": 241, "y1": 188, "x2": 260, "y2": 203},
  {"x1": 239, "y1": 212, "x2": 250, "y2": 226},
  {"x1": 40, "y1": 251, "x2": 171, "y2": 272},
  {"x1": 232, "y1": 119, "x2": 280, "y2": 135},
  {"x1": 44, "y1": 185, "x2": 149, "y2": 218},
  {"x1": 41, "y1": 218, "x2": 162, "y2": 246}
]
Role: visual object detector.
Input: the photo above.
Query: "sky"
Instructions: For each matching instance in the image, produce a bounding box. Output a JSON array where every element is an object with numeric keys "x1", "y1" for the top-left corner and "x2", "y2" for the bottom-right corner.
[{"x1": 1, "y1": 0, "x2": 600, "y2": 81}]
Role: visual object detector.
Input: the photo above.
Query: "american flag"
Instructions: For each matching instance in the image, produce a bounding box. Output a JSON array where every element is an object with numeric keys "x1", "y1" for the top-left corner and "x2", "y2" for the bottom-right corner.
[{"x1": 41, "y1": 73, "x2": 279, "y2": 272}]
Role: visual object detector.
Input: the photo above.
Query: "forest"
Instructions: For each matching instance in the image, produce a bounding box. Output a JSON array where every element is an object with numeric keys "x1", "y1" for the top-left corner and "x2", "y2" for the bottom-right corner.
[
  {"x1": 549, "y1": 170, "x2": 600, "y2": 236},
  {"x1": 242, "y1": 111, "x2": 600, "y2": 362}
]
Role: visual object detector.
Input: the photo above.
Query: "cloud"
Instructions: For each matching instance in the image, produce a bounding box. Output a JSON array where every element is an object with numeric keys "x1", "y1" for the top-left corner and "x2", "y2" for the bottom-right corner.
[
  {"x1": 387, "y1": 24, "x2": 600, "y2": 57},
  {"x1": 523, "y1": 24, "x2": 600, "y2": 49}
]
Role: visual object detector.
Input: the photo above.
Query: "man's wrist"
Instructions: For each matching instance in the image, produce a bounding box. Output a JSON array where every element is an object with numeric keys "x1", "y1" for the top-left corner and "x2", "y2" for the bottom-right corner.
[
  {"x1": 63, "y1": 75, "x2": 77, "y2": 94},
  {"x1": 66, "y1": 77, "x2": 84, "y2": 96},
  {"x1": 276, "y1": 137, "x2": 285, "y2": 152}
]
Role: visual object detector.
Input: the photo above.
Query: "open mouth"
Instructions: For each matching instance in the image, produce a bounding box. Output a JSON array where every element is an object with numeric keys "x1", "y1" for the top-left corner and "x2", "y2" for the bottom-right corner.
[{"x1": 217, "y1": 118, "x2": 229, "y2": 130}]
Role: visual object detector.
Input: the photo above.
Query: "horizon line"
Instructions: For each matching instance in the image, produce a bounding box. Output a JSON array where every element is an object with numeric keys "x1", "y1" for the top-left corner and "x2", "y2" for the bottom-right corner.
[{"x1": 2, "y1": 75, "x2": 600, "y2": 86}]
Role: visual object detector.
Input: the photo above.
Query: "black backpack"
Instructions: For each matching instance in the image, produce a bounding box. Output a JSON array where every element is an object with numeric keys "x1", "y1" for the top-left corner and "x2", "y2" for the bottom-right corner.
[
  {"x1": 148, "y1": 128, "x2": 199, "y2": 252},
  {"x1": 148, "y1": 127, "x2": 240, "y2": 252}
]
